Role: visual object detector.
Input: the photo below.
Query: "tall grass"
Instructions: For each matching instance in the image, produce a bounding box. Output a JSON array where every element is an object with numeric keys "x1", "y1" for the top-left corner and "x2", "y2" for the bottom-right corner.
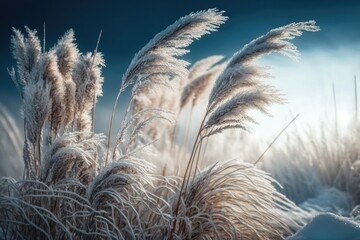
[
  {"x1": 262, "y1": 123, "x2": 360, "y2": 210},
  {"x1": 0, "y1": 104, "x2": 23, "y2": 177},
  {"x1": 0, "y1": 9, "x2": 323, "y2": 239}
]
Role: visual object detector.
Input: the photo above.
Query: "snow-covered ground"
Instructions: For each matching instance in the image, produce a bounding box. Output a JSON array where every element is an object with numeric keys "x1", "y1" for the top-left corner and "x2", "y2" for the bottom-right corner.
[{"x1": 288, "y1": 213, "x2": 360, "y2": 240}]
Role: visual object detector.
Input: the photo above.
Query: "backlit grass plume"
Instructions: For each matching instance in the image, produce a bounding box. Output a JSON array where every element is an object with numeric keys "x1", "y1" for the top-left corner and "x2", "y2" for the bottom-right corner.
[
  {"x1": 105, "y1": 9, "x2": 228, "y2": 167},
  {"x1": 0, "y1": 9, "x2": 322, "y2": 239},
  {"x1": 0, "y1": 104, "x2": 23, "y2": 178},
  {"x1": 166, "y1": 161, "x2": 306, "y2": 239},
  {"x1": 53, "y1": 29, "x2": 79, "y2": 128},
  {"x1": 10, "y1": 27, "x2": 41, "y2": 85},
  {"x1": 180, "y1": 56, "x2": 225, "y2": 109},
  {"x1": 187, "y1": 55, "x2": 224, "y2": 82},
  {"x1": 205, "y1": 21, "x2": 320, "y2": 135},
  {"x1": 73, "y1": 52, "x2": 105, "y2": 132},
  {"x1": 172, "y1": 22, "x2": 319, "y2": 228},
  {"x1": 124, "y1": 9, "x2": 227, "y2": 93}
]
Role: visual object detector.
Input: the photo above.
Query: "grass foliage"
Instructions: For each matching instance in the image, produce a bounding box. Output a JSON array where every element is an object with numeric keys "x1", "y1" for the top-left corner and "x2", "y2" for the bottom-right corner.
[{"x1": 2, "y1": 8, "x2": 357, "y2": 240}]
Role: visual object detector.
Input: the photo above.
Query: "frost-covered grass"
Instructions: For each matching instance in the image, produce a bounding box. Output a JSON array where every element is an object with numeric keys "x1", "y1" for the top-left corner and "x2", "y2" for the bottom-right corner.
[
  {"x1": 1, "y1": 7, "x2": 359, "y2": 240},
  {"x1": 288, "y1": 213, "x2": 360, "y2": 240},
  {"x1": 262, "y1": 124, "x2": 360, "y2": 213}
]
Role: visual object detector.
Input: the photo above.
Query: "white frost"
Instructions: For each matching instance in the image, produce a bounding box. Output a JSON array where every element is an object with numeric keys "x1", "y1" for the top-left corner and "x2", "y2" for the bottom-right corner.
[{"x1": 288, "y1": 213, "x2": 360, "y2": 240}]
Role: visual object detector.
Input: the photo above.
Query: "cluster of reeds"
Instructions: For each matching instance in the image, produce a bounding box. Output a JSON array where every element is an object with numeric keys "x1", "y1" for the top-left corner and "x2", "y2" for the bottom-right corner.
[
  {"x1": 0, "y1": 104, "x2": 23, "y2": 177},
  {"x1": 262, "y1": 123, "x2": 360, "y2": 217},
  {"x1": 1, "y1": 9, "x2": 320, "y2": 239}
]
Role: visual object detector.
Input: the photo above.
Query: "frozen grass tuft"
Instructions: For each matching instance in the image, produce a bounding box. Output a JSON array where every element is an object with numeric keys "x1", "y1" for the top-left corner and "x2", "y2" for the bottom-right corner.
[{"x1": 0, "y1": 9, "x2": 331, "y2": 239}]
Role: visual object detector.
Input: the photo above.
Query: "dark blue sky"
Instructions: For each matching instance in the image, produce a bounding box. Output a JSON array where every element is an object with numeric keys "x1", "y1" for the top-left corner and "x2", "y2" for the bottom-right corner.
[{"x1": 1, "y1": 0, "x2": 360, "y2": 130}]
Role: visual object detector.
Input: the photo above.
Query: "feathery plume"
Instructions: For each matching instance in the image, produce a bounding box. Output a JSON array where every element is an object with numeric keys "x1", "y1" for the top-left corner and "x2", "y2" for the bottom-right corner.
[
  {"x1": 53, "y1": 29, "x2": 79, "y2": 79},
  {"x1": 7, "y1": 67, "x2": 24, "y2": 98},
  {"x1": 73, "y1": 52, "x2": 105, "y2": 114},
  {"x1": 204, "y1": 21, "x2": 319, "y2": 134},
  {"x1": 204, "y1": 87, "x2": 284, "y2": 137},
  {"x1": 86, "y1": 159, "x2": 153, "y2": 239},
  {"x1": 2, "y1": 14, "x2": 328, "y2": 240},
  {"x1": 77, "y1": 112, "x2": 92, "y2": 132},
  {"x1": 181, "y1": 61, "x2": 226, "y2": 109},
  {"x1": 173, "y1": 21, "x2": 319, "y2": 228},
  {"x1": 169, "y1": 161, "x2": 306, "y2": 239},
  {"x1": 0, "y1": 104, "x2": 24, "y2": 178},
  {"x1": 106, "y1": 9, "x2": 227, "y2": 165},
  {"x1": 63, "y1": 78, "x2": 77, "y2": 128},
  {"x1": 10, "y1": 27, "x2": 41, "y2": 84},
  {"x1": 113, "y1": 108, "x2": 175, "y2": 161},
  {"x1": 187, "y1": 55, "x2": 224, "y2": 82},
  {"x1": 52, "y1": 29, "x2": 79, "y2": 128},
  {"x1": 23, "y1": 77, "x2": 51, "y2": 175},
  {"x1": 41, "y1": 132, "x2": 102, "y2": 185},
  {"x1": 123, "y1": 9, "x2": 227, "y2": 94},
  {"x1": 208, "y1": 21, "x2": 319, "y2": 112},
  {"x1": 39, "y1": 51, "x2": 66, "y2": 135},
  {"x1": 128, "y1": 10, "x2": 227, "y2": 117},
  {"x1": 11, "y1": 28, "x2": 27, "y2": 82},
  {"x1": 24, "y1": 27, "x2": 42, "y2": 72},
  {"x1": 72, "y1": 52, "x2": 104, "y2": 134}
]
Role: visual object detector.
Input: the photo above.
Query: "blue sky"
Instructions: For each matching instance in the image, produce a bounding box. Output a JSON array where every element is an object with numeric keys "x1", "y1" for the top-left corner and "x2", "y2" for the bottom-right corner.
[{"x1": 1, "y1": 0, "x2": 360, "y2": 137}]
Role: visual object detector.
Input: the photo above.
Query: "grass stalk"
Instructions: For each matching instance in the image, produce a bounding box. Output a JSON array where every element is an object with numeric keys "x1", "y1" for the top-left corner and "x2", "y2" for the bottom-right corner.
[
  {"x1": 192, "y1": 135, "x2": 204, "y2": 179},
  {"x1": 105, "y1": 85, "x2": 126, "y2": 165},
  {"x1": 90, "y1": 30, "x2": 103, "y2": 136},
  {"x1": 171, "y1": 115, "x2": 206, "y2": 238},
  {"x1": 254, "y1": 113, "x2": 300, "y2": 165},
  {"x1": 198, "y1": 135, "x2": 209, "y2": 170},
  {"x1": 176, "y1": 106, "x2": 193, "y2": 163},
  {"x1": 43, "y1": 22, "x2": 46, "y2": 53},
  {"x1": 332, "y1": 81, "x2": 338, "y2": 136},
  {"x1": 355, "y1": 75, "x2": 358, "y2": 122}
]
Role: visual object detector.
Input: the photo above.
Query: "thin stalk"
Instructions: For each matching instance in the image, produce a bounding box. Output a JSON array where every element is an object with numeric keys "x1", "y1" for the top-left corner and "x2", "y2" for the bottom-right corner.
[
  {"x1": 43, "y1": 22, "x2": 46, "y2": 53},
  {"x1": 38, "y1": 130, "x2": 43, "y2": 170},
  {"x1": 37, "y1": 140, "x2": 41, "y2": 176},
  {"x1": 23, "y1": 122, "x2": 27, "y2": 178},
  {"x1": 112, "y1": 99, "x2": 133, "y2": 159},
  {"x1": 192, "y1": 135, "x2": 204, "y2": 179},
  {"x1": 90, "y1": 30, "x2": 103, "y2": 136},
  {"x1": 169, "y1": 110, "x2": 181, "y2": 161},
  {"x1": 198, "y1": 135, "x2": 209, "y2": 171},
  {"x1": 170, "y1": 119, "x2": 178, "y2": 154},
  {"x1": 91, "y1": 97, "x2": 96, "y2": 135},
  {"x1": 332, "y1": 81, "x2": 338, "y2": 137},
  {"x1": 177, "y1": 106, "x2": 193, "y2": 163},
  {"x1": 71, "y1": 116, "x2": 75, "y2": 132},
  {"x1": 49, "y1": 121, "x2": 53, "y2": 144},
  {"x1": 355, "y1": 75, "x2": 358, "y2": 122},
  {"x1": 180, "y1": 135, "x2": 206, "y2": 234},
  {"x1": 33, "y1": 141, "x2": 37, "y2": 177},
  {"x1": 254, "y1": 113, "x2": 300, "y2": 165},
  {"x1": 172, "y1": 132, "x2": 203, "y2": 237},
  {"x1": 182, "y1": 134, "x2": 202, "y2": 193},
  {"x1": 105, "y1": 85, "x2": 126, "y2": 166},
  {"x1": 203, "y1": 135, "x2": 209, "y2": 159},
  {"x1": 171, "y1": 116, "x2": 206, "y2": 238}
]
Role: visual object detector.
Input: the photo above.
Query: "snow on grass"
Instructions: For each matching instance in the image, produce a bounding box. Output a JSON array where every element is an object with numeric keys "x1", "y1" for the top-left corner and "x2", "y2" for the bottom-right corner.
[
  {"x1": 299, "y1": 187, "x2": 352, "y2": 215},
  {"x1": 288, "y1": 213, "x2": 360, "y2": 240}
]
